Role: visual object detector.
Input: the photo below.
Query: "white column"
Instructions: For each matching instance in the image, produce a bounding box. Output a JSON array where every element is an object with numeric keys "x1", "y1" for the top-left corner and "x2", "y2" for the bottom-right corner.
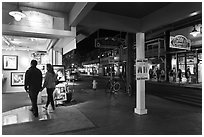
[
  {"x1": 52, "y1": 49, "x2": 56, "y2": 65},
  {"x1": 56, "y1": 51, "x2": 62, "y2": 65},
  {"x1": 134, "y1": 33, "x2": 147, "y2": 115}
]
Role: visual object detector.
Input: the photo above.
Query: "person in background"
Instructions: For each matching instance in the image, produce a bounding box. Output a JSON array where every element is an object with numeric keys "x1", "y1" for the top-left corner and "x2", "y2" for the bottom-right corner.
[
  {"x1": 160, "y1": 69, "x2": 165, "y2": 81},
  {"x1": 169, "y1": 69, "x2": 173, "y2": 83},
  {"x1": 177, "y1": 69, "x2": 182, "y2": 84},
  {"x1": 156, "y1": 67, "x2": 161, "y2": 82},
  {"x1": 185, "y1": 66, "x2": 191, "y2": 84},
  {"x1": 172, "y1": 67, "x2": 177, "y2": 82},
  {"x1": 41, "y1": 64, "x2": 57, "y2": 112},
  {"x1": 25, "y1": 60, "x2": 42, "y2": 117},
  {"x1": 149, "y1": 68, "x2": 153, "y2": 80}
]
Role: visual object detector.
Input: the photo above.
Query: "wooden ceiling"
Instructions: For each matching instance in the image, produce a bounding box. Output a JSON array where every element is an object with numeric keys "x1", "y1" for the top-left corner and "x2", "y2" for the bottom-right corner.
[
  {"x1": 93, "y1": 2, "x2": 171, "y2": 19},
  {"x1": 4, "y1": 2, "x2": 75, "y2": 14},
  {"x1": 2, "y1": 2, "x2": 201, "y2": 51}
]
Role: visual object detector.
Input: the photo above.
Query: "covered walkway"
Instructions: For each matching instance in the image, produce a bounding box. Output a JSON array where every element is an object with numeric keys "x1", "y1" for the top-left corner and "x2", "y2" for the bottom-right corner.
[{"x1": 2, "y1": 88, "x2": 201, "y2": 135}]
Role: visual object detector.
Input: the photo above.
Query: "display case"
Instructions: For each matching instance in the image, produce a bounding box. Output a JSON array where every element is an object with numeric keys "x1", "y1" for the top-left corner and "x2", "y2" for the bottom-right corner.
[
  {"x1": 41, "y1": 82, "x2": 73, "y2": 106},
  {"x1": 54, "y1": 83, "x2": 67, "y2": 105},
  {"x1": 54, "y1": 82, "x2": 73, "y2": 106}
]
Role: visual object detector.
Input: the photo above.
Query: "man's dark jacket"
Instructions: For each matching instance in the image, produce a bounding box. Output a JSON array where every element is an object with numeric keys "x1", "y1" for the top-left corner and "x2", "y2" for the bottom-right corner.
[{"x1": 24, "y1": 66, "x2": 42, "y2": 92}]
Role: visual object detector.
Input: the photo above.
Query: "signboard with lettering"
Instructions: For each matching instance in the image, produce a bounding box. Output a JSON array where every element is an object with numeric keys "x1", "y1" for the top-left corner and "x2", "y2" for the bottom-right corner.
[
  {"x1": 136, "y1": 58, "x2": 148, "y2": 80},
  {"x1": 95, "y1": 37, "x2": 124, "y2": 49},
  {"x1": 170, "y1": 35, "x2": 191, "y2": 50},
  {"x1": 108, "y1": 56, "x2": 115, "y2": 64}
]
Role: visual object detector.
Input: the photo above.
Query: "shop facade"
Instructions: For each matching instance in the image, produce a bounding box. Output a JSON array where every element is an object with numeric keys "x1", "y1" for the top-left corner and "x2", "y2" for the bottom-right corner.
[
  {"x1": 82, "y1": 59, "x2": 100, "y2": 75},
  {"x1": 168, "y1": 24, "x2": 202, "y2": 83},
  {"x1": 99, "y1": 56, "x2": 120, "y2": 76},
  {"x1": 2, "y1": 48, "x2": 63, "y2": 93},
  {"x1": 145, "y1": 38, "x2": 166, "y2": 81}
]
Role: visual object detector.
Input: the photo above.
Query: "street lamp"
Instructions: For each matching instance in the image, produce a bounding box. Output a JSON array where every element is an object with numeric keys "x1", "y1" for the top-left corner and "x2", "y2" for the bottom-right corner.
[{"x1": 190, "y1": 25, "x2": 200, "y2": 37}]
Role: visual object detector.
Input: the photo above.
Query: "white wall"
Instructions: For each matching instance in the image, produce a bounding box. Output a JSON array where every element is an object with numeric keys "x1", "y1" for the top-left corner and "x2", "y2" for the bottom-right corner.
[
  {"x1": 63, "y1": 38, "x2": 76, "y2": 55},
  {"x1": 2, "y1": 50, "x2": 33, "y2": 93},
  {"x1": 56, "y1": 51, "x2": 62, "y2": 65}
]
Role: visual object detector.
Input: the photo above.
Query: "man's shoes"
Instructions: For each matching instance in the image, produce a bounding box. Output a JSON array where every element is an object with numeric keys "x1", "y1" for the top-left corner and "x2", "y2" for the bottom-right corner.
[
  {"x1": 29, "y1": 108, "x2": 33, "y2": 112},
  {"x1": 33, "y1": 112, "x2": 39, "y2": 117},
  {"x1": 34, "y1": 114, "x2": 39, "y2": 117}
]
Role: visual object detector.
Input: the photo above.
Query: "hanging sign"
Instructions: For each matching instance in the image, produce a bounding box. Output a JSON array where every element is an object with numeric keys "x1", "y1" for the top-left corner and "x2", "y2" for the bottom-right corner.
[
  {"x1": 170, "y1": 35, "x2": 191, "y2": 50},
  {"x1": 136, "y1": 58, "x2": 148, "y2": 80},
  {"x1": 108, "y1": 56, "x2": 115, "y2": 64}
]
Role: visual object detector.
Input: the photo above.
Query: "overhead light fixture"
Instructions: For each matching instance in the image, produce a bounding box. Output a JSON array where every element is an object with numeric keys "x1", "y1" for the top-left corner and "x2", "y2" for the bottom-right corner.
[
  {"x1": 189, "y1": 11, "x2": 199, "y2": 17},
  {"x1": 9, "y1": 2, "x2": 26, "y2": 21},
  {"x1": 190, "y1": 25, "x2": 200, "y2": 37}
]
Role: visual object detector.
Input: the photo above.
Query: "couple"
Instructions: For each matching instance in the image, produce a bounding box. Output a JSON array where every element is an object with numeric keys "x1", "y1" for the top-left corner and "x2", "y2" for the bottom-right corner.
[{"x1": 24, "y1": 60, "x2": 58, "y2": 117}]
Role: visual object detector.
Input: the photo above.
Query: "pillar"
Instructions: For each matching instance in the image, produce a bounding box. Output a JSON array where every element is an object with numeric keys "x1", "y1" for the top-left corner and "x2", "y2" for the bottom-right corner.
[
  {"x1": 126, "y1": 33, "x2": 135, "y2": 96},
  {"x1": 134, "y1": 33, "x2": 147, "y2": 115},
  {"x1": 165, "y1": 31, "x2": 171, "y2": 82}
]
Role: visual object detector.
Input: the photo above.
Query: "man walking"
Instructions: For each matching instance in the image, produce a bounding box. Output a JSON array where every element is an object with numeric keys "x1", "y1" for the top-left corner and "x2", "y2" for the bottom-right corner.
[{"x1": 24, "y1": 60, "x2": 42, "y2": 117}]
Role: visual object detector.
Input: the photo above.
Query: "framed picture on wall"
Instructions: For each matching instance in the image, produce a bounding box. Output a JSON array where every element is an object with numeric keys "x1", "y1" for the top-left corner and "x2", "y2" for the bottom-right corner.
[
  {"x1": 11, "y1": 72, "x2": 25, "y2": 86},
  {"x1": 53, "y1": 65, "x2": 66, "y2": 82},
  {"x1": 3, "y1": 55, "x2": 18, "y2": 70}
]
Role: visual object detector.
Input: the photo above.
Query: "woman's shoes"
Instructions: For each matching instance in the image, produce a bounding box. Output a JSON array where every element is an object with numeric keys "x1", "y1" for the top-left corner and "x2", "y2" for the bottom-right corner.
[
  {"x1": 43, "y1": 106, "x2": 47, "y2": 110},
  {"x1": 49, "y1": 109, "x2": 54, "y2": 113},
  {"x1": 43, "y1": 106, "x2": 55, "y2": 113}
]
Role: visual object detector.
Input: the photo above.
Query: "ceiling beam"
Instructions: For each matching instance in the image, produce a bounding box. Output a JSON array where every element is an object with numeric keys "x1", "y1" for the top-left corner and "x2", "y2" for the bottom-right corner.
[
  {"x1": 69, "y1": 2, "x2": 97, "y2": 27},
  {"x1": 2, "y1": 24, "x2": 76, "y2": 39},
  {"x1": 76, "y1": 33, "x2": 87, "y2": 43}
]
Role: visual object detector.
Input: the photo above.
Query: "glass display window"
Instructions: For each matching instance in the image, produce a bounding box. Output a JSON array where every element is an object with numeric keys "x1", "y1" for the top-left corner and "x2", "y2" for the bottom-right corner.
[
  {"x1": 198, "y1": 53, "x2": 202, "y2": 60},
  {"x1": 186, "y1": 57, "x2": 195, "y2": 65},
  {"x1": 198, "y1": 60, "x2": 202, "y2": 83},
  {"x1": 178, "y1": 64, "x2": 185, "y2": 73},
  {"x1": 187, "y1": 65, "x2": 194, "y2": 74},
  {"x1": 178, "y1": 56, "x2": 185, "y2": 64},
  {"x1": 171, "y1": 55, "x2": 177, "y2": 69}
]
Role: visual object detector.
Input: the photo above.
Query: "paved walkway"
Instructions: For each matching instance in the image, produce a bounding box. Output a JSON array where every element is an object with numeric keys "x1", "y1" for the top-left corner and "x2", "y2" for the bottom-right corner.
[
  {"x1": 81, "y1": 74, "x2": 202, "y2": 89},
  {"x1": 2, "y1": 87, "x2": 202, "y2": 135}
]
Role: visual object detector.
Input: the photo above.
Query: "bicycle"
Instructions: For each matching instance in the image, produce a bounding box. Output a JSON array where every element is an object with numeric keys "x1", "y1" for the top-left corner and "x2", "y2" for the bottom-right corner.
[{"x1": 105, "y1": 78, "x2": 120, "y2": 94}]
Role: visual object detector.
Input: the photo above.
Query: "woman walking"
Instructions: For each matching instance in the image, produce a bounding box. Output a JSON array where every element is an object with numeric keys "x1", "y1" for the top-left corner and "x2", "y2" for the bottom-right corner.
[{"x1": 42, "y1": 64, "x2": 57, "y2": 112}]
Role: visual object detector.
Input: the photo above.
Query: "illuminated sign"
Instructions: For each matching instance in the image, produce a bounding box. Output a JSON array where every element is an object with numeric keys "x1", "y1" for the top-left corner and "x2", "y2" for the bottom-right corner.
[
  {"x1": 170, "y1": 35, "x2": 191, "y2": 50},
  {"x1": 136, "y1": 58, "x2": 148, "y2": 80}
]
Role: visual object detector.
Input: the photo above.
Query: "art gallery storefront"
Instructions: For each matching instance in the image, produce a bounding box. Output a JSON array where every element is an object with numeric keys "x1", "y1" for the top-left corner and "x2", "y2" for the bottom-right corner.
[{"x1": 2, "y1": 48, "x2": 63, "y2": 93}]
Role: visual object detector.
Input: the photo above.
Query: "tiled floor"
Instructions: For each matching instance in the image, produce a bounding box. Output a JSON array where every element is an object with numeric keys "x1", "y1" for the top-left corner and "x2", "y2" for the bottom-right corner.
[
  {"x1": 2, "y1": 105, "x2": 56, "y2": 126},
  {"x1": 2, "y1": 104, "x2": 95, "y2": 135}
]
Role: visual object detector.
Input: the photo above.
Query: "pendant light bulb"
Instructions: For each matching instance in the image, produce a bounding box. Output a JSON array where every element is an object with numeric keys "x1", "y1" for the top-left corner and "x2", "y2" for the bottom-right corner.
[{"x1": 9, "y1": 2, "x2": 26, "y2": 21}]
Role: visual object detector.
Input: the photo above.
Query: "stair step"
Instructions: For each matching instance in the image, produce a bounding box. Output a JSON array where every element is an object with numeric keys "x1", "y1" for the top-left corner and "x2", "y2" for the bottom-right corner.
[
  {"x1": 172, "y1": 95, "x2": 202, "y2": 103},
  {"x1": 179, "y1": 94, "x2": 202, "y2": 100},
  {"x1": 163, "y1": 96, "x2": 202, "y2": 107}
]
